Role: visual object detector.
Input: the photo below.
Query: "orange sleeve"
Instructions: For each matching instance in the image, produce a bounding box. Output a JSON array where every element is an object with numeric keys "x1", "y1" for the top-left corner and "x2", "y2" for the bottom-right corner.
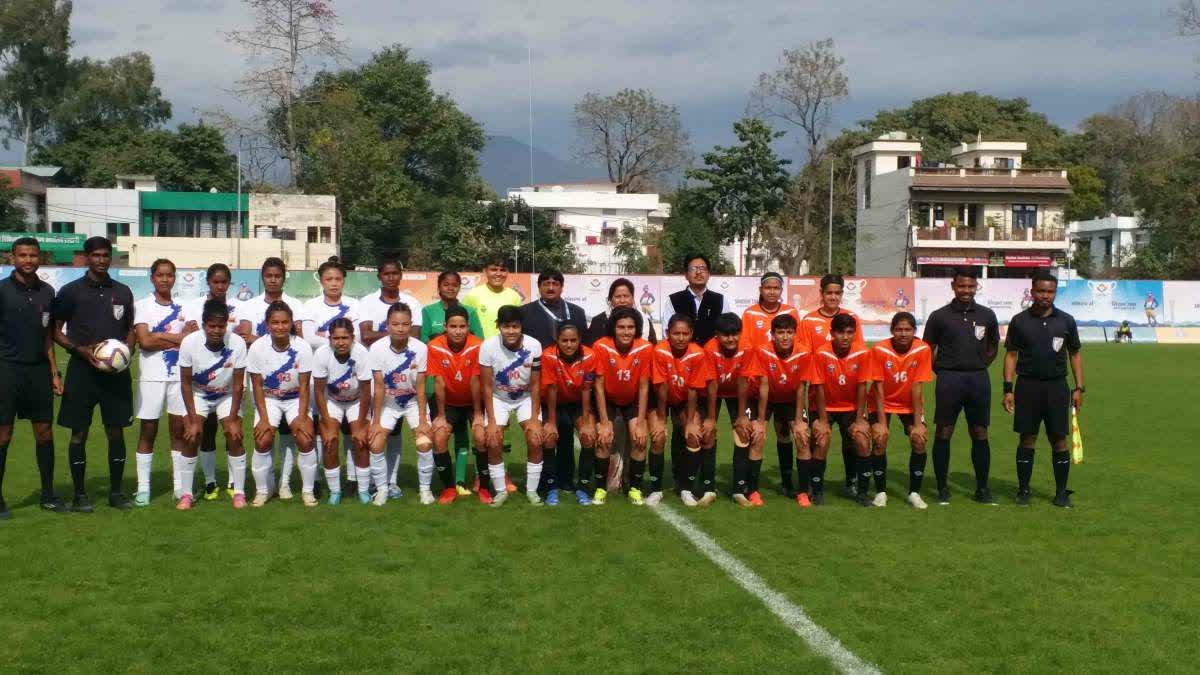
[
  {"x1": 541, "y1": 353, "x2": 558, "y2": 387},
  {"x1": 652, "y1": 348, "x2": 671, "y2": 385},
  {"x1": 688, "y1": 353, "x2": 714, "y2": 388},
  {"x1": 915, "y1": 349, "x2": 933, "y2": 383},
  {"x1": 426, "y1": 349, "x2": 445, "y2": 379},
  {"x1": 743, "y1": 348, "x2": 767, "y2": 378},
  {"x1": 867, "y1": 349, "x2": 884, "y2": 382},
  {"x1": 634, "y1": 350, "x2": 653, "y2": 383},
  {"x1": 795, "y1": 323, "x2": 811, "y2": 355},
  {"x1": 809, "y1": 354, "x2": 825, "y2": 385}
]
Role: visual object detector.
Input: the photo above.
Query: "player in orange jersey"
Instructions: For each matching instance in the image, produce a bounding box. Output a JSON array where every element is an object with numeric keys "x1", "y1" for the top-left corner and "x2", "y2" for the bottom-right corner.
[
  {"x1": 426, "y1": 306, "x2": 484, "y2": 505},
  {"x1": 809, "y1": 313, "x2": 872, "y2": 507},
  {"x1": 741, "y1": 314, "x2": 813, "y2": 507},
  {"x1": 592, "y1": 307, "x2": 654, "y2": 505},
  {"x1": 740, "y1": 272, "x2": 800, "y2": 352},
  {"x1": 701, "y1": 313, "x2": 752, "y2": 499},
  {"x1": 541, "y1": 321, "x2": 598, "y2": 506},
  {"x1": 867, "y1": 312, "x2": 933, "y2": 509},
  {"x1": 653, "y1": 314, "x2": 714, "y2": 507}
]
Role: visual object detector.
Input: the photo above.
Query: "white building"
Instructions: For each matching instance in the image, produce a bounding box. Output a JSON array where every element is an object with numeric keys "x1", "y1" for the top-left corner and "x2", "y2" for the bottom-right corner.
[
  {"x1": 853, "y1": 132, "x2": 1072, "y2": 278},
  {"x1": 46, "y1": 174, "x2": 151, "y2": 240},
  {"x1": 508, "y1": 182, "x2": 670, "y2": 274},
  {"x1": 1068, "y1": 214, "x2": 1148, "y2": 273},
  {"x1": 1, "y1": 166, "x2": 61, "y2": 229}
]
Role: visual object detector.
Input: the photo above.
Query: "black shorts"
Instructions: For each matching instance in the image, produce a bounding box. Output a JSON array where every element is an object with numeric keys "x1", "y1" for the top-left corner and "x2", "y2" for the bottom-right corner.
[
  {"x1": 934, "y1": 369, "x2": 991, "y2": 428},
  {"x1": 548, "y1": 402, "x2": 584, "y2": 429},
  {"x1": 429, "y1": 395, "x2": 473, "y2": 430},
  {"x1": 722, "y1": 397, "x2": 756, "y2": 422},
  {"x1": 0, "y1": 361, "x2": 54, "y2": 425},
  {"x1": 1013, "y1": 378, "x2": 1070, "y2": 438},
  {"x1": 765, "y1": 401, "x2": 797, "y2": 424},
  {"x1": 869, "y1": 412, "x2": 917, "y2": 433},
  {"x1": 57, "y1": 356, "x2": 133, "y2": 430},
  {"x1": 605, "y1": 401, "x2": 639, "y2": 423}
]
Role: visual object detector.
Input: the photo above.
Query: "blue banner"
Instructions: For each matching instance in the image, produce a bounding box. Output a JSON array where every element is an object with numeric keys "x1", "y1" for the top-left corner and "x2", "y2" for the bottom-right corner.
[{"x1": 1056, "y1": 280, "x2": 1165, "y2": 327}]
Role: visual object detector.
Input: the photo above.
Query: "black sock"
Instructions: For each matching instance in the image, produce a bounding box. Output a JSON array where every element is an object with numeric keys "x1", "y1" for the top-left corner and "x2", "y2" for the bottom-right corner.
[
  {"x1": 36, "y1": 441, "x2": 55, "y2": 496},
  {"x1": 594, "y1": 456, "x2": 610, "y2": 492},
  {"x1": 811, "y1": 459, "x2": 827, "y2": 495},
  {"x1": 69, "y1": 439, "x2": 87, "y2": 495},
  {"x1": 732, "y1": 446, "x2": 749, "y2": 495},
  {"x1": 629, "y1": 458, "x2": 646, "y2": 490},
  {"x1": 108, "y1": 434, "x2": 126, "y2": 494},
  {"x1": 1052, "y1": 450, "x2": 1070, "y2": 496},
  {"x1": 1016, "y1": 446, "x2": 1035, "y2": 492},
  {"x1": 648, "y1": 453, "x2": 664, "y2": 492},
  {"x1": 856, "y1": 455, "x2": 872, "y2": 496},
  {"x1": 700, "y1": 447, "x2": 716, "y2": 493},
  {"x1": 577, "y1": 447, "x2": 594, "y2": 492},
  {"x1": 873, "y1": 454, "x2": 887, "y2": 492},
  {"x1": 475, "y1": 451, "x2": 490, "y2": 488},
  {"x1": 909, "y1": 452, "x2": 927, "y2": 493},
  {"x1": 842, "y1": 445, "x2": 855, "y2": 487},
  {"x1": 748, "y1": 458, "x2": 763, "y2": 494},
  {"x1": 796, "y1": 458, "x2": 811, "y2": 493},
  {"x1": 777, "y1": 441, "x2": 794, "y2": 490},
  {"x1": 971, "y1": 438, "x2": 990, "y2": 490},
  {"x1": 542, "y1": 447, "x2": 557, "y2": 492},
  {"x1": 670, "y1": 432, "x2": 684, "y2": 485},
  {"x1": 683, "y1": 451, "x2": 701, "y2": 493},
  {"x1": 433, "y1": 451, "x2": 454, "y2": 490},
  {"x1": 932, "y1": 438, "x2": 950, "y2": 490},
  {"x1": 0, "y1": 443, "x2": 7, "y2": 503}
]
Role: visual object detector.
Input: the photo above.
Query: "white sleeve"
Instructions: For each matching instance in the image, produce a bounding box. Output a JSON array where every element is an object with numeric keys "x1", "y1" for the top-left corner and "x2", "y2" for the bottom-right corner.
[
  {"x1": 528, "y1": 338, "x2": 543, "y2": 366},
  {"x1": 246, "y1": 343, "x2": 264, "y2": 375},
  {"x1": 311, "y1": 347, "x2": 329, "y2": 379},
  {"x1": 295, "y1": 341, "x2": 314, "y2": 373},
  {"x1": 231, "y1": 336, "x2": 248, "y2": 369},
  {"x1": 134, "y1": 298, "x2": 150, "y2": 327},
  {"x1": 477, "y1": 340, "x2": 495, "y2": 370},
  {"x1": 367, "y1": 343, "x2": 384, "y2": 372},
  {"x1": 415, "y1": 343, "x2": 428, "y2": 373},
  {"x1": 177, "y1": 335, "x2": 195, "y2": 369},
  {"x1": 354, "y1": 346, "x2": 373, "y2": 381}
]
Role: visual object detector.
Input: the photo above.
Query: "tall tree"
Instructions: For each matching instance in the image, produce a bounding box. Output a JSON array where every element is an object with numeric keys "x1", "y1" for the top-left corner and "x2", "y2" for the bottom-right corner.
[
  {"x1": 0, "y1": 0, "x2": 71, "y2": 164},
  {"x1": 424, "y1": 197, "x2": 580, "y2": 274},
  {"x1": 687, "y1": 118, "x2": 791, "y2": 272},
  {"x1": 1176, "y1": 0, "x2": 1199, "y2": 35},
  {"x1": 1064, "y1": 165, "x2": 1105, "y2": 223},
  {"x1": 660, "y1": 189, "x2": 733, "y2": 274},
  {"x1": 749, "y1": 38, "x2": 849, "y2": 167},
  {"x1": 225, "y1": 0, "x2": 345, "y2": 186},
  {"x1": 0, "y1": 173, "x2": 28, "y2": 231},
  {"x1": 572, "y1": 88, "x2": 692, "y2": 193},
  {"x1": 45, "y1": 51, "x2": 171, "y2": 144}
]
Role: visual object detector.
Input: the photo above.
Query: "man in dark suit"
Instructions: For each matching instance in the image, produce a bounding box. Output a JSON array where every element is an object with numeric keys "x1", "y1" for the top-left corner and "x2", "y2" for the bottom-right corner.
[
  {"x1": 661, "y1": 254, "x2": 731, "y2": 345},
  {"x1": 519, "y1": 269, "x2": 588, "y2": 349}
]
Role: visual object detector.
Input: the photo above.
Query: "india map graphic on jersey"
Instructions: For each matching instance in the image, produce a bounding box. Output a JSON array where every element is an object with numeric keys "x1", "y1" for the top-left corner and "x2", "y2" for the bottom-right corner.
[
  {"x1": 495, "y1": 349, "x2": 530, "y2": 400},
  {"x1": 385, "y1": 350, "x2": 417, "y2": 406},
  {"x1": 317, "y1": 304, "x2": 351, "y2": 334},
  {"x1": 327, "y1": 358, "x2": 357, "y2": 401},
  {"x1": 264, "y1": 348, "x2": 299, "y2": 399},
  {"x1": 154, "y1": 304, "x2": 183, "y2": 374},
  {"x1": 192, "y1": 347, "x2": 233, "y2": 400}
]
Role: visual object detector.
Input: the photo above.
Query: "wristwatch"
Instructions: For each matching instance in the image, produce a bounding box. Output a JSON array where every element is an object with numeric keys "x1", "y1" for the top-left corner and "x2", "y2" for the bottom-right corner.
[{"x1": 1074, "y1": 386, "x2": 1086, "y2": 394}]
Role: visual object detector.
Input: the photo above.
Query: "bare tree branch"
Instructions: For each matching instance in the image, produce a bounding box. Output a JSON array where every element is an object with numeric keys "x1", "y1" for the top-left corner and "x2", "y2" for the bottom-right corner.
[{"x1": 572, "y1": 88, "x2": 691, "y2": 193}]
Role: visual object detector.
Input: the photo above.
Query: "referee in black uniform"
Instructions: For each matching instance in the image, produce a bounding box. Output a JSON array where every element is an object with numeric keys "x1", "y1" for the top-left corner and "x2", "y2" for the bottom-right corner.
[
  {"x1": 922, "y1": 267, "x2": 1000, "y2": 505},
  {"x1": 1002, "y1": 271, "x2": 1083, "y2": 507},
  {"x1": 52, "y1": 237, "x2": 136, "y2": 512},
  {"x1": 0, "y1": 237, "x2": 65, "y2": 518}
]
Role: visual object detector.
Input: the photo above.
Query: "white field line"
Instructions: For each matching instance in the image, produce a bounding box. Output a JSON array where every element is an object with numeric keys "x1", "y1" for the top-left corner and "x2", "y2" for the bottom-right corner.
[{"x1": 653, "y1": 504, "x2": 882, "y2": 675}]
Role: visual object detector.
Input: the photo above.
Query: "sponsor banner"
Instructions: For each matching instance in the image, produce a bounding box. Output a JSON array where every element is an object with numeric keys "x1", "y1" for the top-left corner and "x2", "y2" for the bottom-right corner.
[
  {"x1": 1163, "y1": 281, "x2": 1200, "y2": 326},
  {"x1": 1154, "y1": 327, "x2": 1200, "y2": 344},
  {"x1": 914, "y1": 278, "x2": 1033, "y2": 324},
  {"x1": 916, "y1": 255, "x2": 989, "y2": 266},
  {"x1": 1056, "y1": 280, "x2": 1164, "y2": 327},
  {"x1": 840, "y1": 278, "x2": 915, "y2": 324},
  {"x1": 564, "y1": 275, "x2": 662, "y2": 336},
  {"x1": 114, "y1": 268, "x2": 262, "y2": 304},
  {"x1": 0, "y1": 266, "x2": 86, "y2": 292},
  {"x1": 1004, "y1": 254, "x2": 1053, "y2": 268}
]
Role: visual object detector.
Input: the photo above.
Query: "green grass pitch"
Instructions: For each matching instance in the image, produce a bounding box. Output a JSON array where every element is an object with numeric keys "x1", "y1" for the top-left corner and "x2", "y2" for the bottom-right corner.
[{"x1": 0, "y1": 344, "x2": 1197, "y2": 672}]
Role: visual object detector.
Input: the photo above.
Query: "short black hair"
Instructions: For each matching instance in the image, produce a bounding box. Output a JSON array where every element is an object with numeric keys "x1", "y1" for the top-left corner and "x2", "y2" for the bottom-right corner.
[
  {"x1": 496, "y1": 305, "x2": 523, "y2": 326},
  {"x1": 206, "y1": 263, "x2": 231, "y2": 281},
  {"x1": 607, "y1": 277, "x2": 635, "y2": 300},
  {"x1": 771, "y1": 314, "x2": 798, "y2": 332},
  {"x1": 150, "y1": 258, "x2": 175, "y2": 275},
  {"x1": 714, "y1": 312, "x2": 742, "y2": 336},
  {"x1": 952, "y1": 266, "x2": 978, "y2": 281},
  {"x1": 328, "y1": 317, "x2": 355, "y2": 335},
  {"x1": 890, "y1": 311, "x2": 917, "y2": 330},
  {"x1": 666, "y1": 313, "x2": 695, "y2": 332},
  {"x1": 11, "y1": 236, "x2": 39, "y2": 251},
  {"x1": 819, "y1": 273, "x2": 844, "y2": 291},
  {"x1": 387, "y1": 302, "x2": 412, "y2": 319},
  {"x1": 377, "y1": 256, "x2": 403, "y2": 274},
  {"x1": 830, "y1": 313, "x2": 857, "y2": 333},
  {"x1": 1031, "y1": 270, "x2": 1058, "y2": 286},
  {"x1": 437, "y1": 270, "x2": 461, "y2": 286},
  {"x1": 483, "y1": 255, "x2": 509, "y2": 270},
  {"x1": 556, "y1": 320, "x2": 583, "y2": 336},
  {"x1": 607, "y1": 306, "x2": 642, "y2": 340},
  {"x1": 261, "y1": 256, "x2": 286, "y2": 275},
  {"x1": 265, "y1": 300, "x2": 293, "y2": 321},
  {"x1": 83, "y1": 236, "x2": 112, "y2": 254},
  {"x1": 201, "y1": 298, "x2": 230, "y2": 324},
  {"x1": 683, "y1": 253, "x2": 711, "y2": 272},
  {"x1": 537, "y1": 269, "x2": 564, "y2": 285},
  {"x1": 444, "y1": 304, "x2": 469, "y2": 323},
  {"x1": 317, "y1": 258, "x2": 345, "y2": 278}
]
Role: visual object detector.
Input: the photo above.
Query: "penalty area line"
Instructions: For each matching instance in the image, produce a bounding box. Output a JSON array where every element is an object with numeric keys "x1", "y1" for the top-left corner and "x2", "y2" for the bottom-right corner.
[{"x1": 652, "y1": 505, "x2": 881, "y2": 675}]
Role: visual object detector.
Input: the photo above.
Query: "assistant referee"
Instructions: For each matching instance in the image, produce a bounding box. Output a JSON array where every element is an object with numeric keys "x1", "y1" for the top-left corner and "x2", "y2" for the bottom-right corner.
[
  {"x1": 921, "y1": 267, "x2": 1000, "y2": 505},
  {"x1": 52, "y1": 237, "x2": 136, "y2": 512},
  {"x1": 1002, "y1": 271, "x2": 1083, "y2": 508}
]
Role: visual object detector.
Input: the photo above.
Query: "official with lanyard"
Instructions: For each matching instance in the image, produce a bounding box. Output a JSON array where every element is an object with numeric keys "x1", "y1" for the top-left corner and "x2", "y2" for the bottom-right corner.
[{"x1": 520, "y1": 270, "x2": 588, "y2": 349}]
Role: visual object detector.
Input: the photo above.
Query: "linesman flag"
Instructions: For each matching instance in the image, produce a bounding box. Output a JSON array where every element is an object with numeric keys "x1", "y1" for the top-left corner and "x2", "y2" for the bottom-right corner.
[{"x1": 1070, "y1": 406, "x2": 1084, "y2": 464}]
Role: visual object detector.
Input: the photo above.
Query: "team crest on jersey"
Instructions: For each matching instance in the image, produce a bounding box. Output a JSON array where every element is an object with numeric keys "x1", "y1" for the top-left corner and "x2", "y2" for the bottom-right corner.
[
  {"x1": 827, "y1": 363, "x2": 835, "y2": 373},
  {"x1": 609, "y1": 358, "x2": 617, "y2": 366},
  {"x1": 756, "y1": 320, "x2": 764, "y2": 329},
  {"x1": 1052, "y1": 337, "x2": 1064, "y2": 352},
  {"x1": 851, "y1": 364, "x2": 859, "y2": 371},
  {"x1": 814, "y1": 326, "x2": 823, "y2": 334},
  {"x1": 885, "y1": 360, "x2": 893, "y2": 369},
  {"x1": 41, "y1": 312, "x2": 49, "y2": 327},
  {"x1": 113, "y1": 305, "x2": 125, "y2": 320},
  {"x1": 974, "y1": 325, "x2": 986, "y2": 340},
  {"x1": 768, "y1": 362, "x2": 777, "y2": 371},
  {"x1": 442, "y1": 359, "x2": 450, "y2": 367}
]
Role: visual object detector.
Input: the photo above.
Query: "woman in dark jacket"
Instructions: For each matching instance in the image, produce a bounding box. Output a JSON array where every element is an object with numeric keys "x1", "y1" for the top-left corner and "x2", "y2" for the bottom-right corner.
[{"x1": 585, "y1": 278, "x2": 657, "y2": 346}]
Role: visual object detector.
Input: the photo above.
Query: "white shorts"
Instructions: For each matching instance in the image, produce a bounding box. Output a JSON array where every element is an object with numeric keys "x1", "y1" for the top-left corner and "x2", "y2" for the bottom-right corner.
[
  {"x1": 191, "y1": 394, "x2": 235, "y2": 420},
  {"x1": 379, "y1": 401, "x2": 421, "y2": 432},
  {"x1": 323, "y1": 399, "x2": 365, "y2": 424},
  {"x1": 138, "y1": 380, "x2": 185, "y2": 419},
  {"x1": 491, "y1": 395, "x2": 535, "y2": 426},
  {"x1": 254, "y1": 397, "x2": 304, "y2": 428}
]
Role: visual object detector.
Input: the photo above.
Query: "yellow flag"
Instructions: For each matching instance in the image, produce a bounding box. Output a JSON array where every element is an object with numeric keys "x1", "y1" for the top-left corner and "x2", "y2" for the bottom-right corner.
[{"x1": 1070, "y1": 406, "x2": 1084, "y2": 464}]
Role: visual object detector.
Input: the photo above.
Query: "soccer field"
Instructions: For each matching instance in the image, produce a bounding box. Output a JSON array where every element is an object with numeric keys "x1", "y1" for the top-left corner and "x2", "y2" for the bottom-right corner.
[{"x1": 1, "y1": 344, "x2": 1197, "y2": 673}]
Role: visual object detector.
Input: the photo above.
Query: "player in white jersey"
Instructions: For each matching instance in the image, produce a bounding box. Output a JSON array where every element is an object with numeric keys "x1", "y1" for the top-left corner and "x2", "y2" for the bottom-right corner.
[
  {"x1": 300, "y1": 260, "x2": 361, "y2": 352},
  {"x1": 176, "y1": 300, "x2": 248, "y2": 509},
  {"x1": 182, "y1": 263, "x2": 239, "y2": 499},
  {"x1": 479, "y1": 305, "x2": 544, "y2": 507},
  {"x1": 367, "y1": 302, "x2": 431, "y2": 506},
  {"x1": 246, "y1": 300, "x2": 316, "y2": 507},
  {"x1": 132, "y1": 259, "x2": 196, "y2": 507},
  {"x1": 357, "y1": 257, "x2": 423, "y2": 496},
  {"x1": 312, "y1": 318, "x2": 372, "y2": 505}
]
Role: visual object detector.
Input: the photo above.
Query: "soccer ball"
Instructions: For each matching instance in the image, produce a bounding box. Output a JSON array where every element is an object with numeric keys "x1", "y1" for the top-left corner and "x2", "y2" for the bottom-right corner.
[{"x1": 93, "y1": 339, "x2": 132, "y2": 373}]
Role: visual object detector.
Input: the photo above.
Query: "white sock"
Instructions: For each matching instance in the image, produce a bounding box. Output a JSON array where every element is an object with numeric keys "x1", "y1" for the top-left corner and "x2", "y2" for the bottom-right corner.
[
  {"x1": 324, "y1": 467, "x2": 341, "y2": 494},
  {"x1": 345, "y1": 447, "x2": 355, "y2": 481},
  {"x1": 298, "y1": 450, "x2": 318, "y2": 494},
  {"x1": 136, "y1": 452, "x2": 154, "y2": 494},
  {"x1": 369, "y1": 452, "x2": 388, "y2": 493},
  {"x1": 417, "y1": 450, "x2": 434, "y2": 489},
  {"x1": 386, "y1": 435, "x2": 402, "y2": 488},
  {"x1": 179, "y1": 455, "x2": 198, "y2": 498},
  {"x1": 226, "y1": 452, "x2": 235, "y2": 489},
  {"x1": 278, "y1": 437, "x2": 297, "y2": 487},
  {"x1": 170, "y1": 449, "x2": 181, "y2": 493},
  {"x1": 229, "y1": 454, "x2": 247, "y2": 495},
  {"x1": 199, "y1": 450, "x2": 217, "y2": 485},
  {"x1": 526, "y1": 460, "x2": 543, "y2": 495},
  {"x1": 252, "y1": 451, "x2": 273, "y2": 497},
  {"x1": 356, "y1": 465, "x2": 371, "y2": 496},
  {"x1": 490, "y1": 462, "x2": 507, "y2": 494}
]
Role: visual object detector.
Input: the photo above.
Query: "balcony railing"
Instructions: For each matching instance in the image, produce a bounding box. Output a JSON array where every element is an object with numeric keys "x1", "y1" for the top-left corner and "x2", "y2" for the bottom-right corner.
[
  {"x1": 912, "y1": 225, "x2": 1067, "y2": 243},
  {"x1": 913, "y1": 166, "x2": 1068, "y2": 178}
]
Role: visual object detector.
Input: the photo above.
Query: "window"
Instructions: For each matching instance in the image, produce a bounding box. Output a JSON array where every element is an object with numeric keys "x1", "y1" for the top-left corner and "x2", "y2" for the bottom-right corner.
[
  {"x1": 601, "y1": 227, "x2": 618, "y2": 245},
  {"x1": 1012, "y1": 204, "x2": 1038, "y2": 229},
  {"x1": 602, "y1": 208, "x2": 617, "y2": 216},
  {"x1": 106, "y1": 222, "x2": 130, "y2": 242},
  {"x1": 934, "y1": 204, "x2": 945, "y2": 226},
  {"x1": 51, "y1": 222, "x2": 75, "y2": 234},
  {"x1": 307, "y1": 226, "x2": 332, "y2": 244},
  {"x1": 562, "y1": 227, "x2": 576, "y2": 244},
  {"x1": 995, "y1": 157, "x2": 1014, "y2": 169},
  {"x1": 862, "y1": 160, "x2": 872, "y2": 209},
  {"x1": 897, "y1": 156, "x2": 911, "y2": 169}
]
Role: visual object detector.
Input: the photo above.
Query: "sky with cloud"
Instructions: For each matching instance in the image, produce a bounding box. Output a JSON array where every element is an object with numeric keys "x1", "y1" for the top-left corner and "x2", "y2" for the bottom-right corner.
[{"x1": 8, "y1": 0, "x2": 1199, "y2": 170}]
